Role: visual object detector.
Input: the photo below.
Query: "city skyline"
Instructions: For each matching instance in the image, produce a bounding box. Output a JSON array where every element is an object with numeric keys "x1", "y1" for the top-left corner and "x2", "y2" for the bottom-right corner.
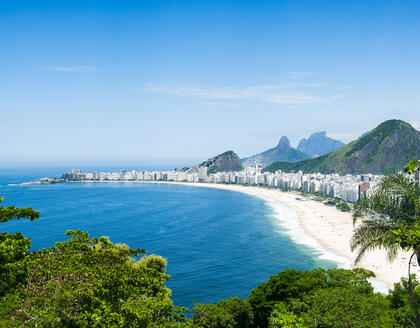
[
  {"x1": 42, "y1": 166, "x2": 382, "y2": 204},
  {"x1": 1, "y1": 0, "x2": 419, "y2": 166}
]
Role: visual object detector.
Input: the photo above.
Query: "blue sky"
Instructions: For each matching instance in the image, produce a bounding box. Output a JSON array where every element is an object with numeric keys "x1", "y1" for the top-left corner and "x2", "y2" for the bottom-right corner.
[{"x1": 1, "y1": 0, "x2": 419, "y2": 166}]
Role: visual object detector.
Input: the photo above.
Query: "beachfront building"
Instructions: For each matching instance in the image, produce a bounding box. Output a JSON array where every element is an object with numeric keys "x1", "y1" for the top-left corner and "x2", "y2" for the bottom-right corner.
[{"x1": 61, "y1": 167, "x2": 383, "y2": 203}]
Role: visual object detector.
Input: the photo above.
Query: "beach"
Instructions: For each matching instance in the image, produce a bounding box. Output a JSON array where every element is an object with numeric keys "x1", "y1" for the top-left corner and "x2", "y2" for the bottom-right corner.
[{"x1": 178, "y1": 182, "x2": 417, "y2": 291}]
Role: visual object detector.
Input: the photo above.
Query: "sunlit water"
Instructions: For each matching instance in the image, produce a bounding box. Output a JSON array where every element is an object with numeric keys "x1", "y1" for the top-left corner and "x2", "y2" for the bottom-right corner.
[{"x1": 0, "y1": 168, "x2": 336, "y2": 309}]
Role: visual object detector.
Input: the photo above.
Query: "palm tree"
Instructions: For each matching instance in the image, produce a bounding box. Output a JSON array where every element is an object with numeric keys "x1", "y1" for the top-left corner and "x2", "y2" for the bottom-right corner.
[
  {"x1": 351, "y1": 172, "x2": 419, "y2": 264},
  {"x1": 351, "y1": 162, "x2": 420, "y2": 325}
]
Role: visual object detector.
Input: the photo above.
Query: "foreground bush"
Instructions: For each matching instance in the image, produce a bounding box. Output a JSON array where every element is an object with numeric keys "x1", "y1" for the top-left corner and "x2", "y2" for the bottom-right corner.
[
  {"x1": 248, "y1": 268, "x2": 418, "y2": 328},
  {"x1": 1, "y1": 197, "x2": 418, "y2": 327},
  {"x1": 0, "y1": 230, "x2": 188, "y2": 327}
]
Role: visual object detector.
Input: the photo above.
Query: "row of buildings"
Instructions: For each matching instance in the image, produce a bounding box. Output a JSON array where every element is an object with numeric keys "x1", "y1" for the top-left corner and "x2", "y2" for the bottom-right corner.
[{"x1": 61, "y1": 167, "x2": 382, "y2": 203}]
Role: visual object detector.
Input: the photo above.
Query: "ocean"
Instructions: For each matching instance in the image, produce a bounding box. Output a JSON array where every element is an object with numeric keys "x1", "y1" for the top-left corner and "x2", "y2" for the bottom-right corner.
[{"x1": 0, "y1": 167, "x2": 336, "y2": 309}]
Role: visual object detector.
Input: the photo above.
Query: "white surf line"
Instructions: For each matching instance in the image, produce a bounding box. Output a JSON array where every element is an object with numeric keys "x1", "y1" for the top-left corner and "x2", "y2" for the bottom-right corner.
[{"x1": 264, "y1": 199, "x2": 351, "y2": 268}]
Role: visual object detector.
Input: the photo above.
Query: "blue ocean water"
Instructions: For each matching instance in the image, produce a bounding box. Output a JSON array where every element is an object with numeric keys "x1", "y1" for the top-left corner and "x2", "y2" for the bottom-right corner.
[{"x1": 0, "y1": 168, "x2": 335, "y2": 309}]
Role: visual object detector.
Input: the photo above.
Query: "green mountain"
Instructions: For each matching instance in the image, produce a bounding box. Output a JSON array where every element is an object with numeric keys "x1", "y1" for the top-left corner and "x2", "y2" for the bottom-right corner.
[
  {"x1": 200, "y1": 150, "x2": 243, "y2": 173},
  {"x1": 263, "y1": 120, "x2": 420, "y2": 175},
  {"x1": 241, "y1": 136, "x2": 310, "y2": 167},
  {"x1": 297, "y1": 131, "x2": 345, "y2": 157}
]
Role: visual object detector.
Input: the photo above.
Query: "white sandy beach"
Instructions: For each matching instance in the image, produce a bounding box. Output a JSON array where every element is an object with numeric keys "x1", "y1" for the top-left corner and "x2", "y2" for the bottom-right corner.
[{"x1": 175, "y1": 182, "x2": 418, "y2": 291}]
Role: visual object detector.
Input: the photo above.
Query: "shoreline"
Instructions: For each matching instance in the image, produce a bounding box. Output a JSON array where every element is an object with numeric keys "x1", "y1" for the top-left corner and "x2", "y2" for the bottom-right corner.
[
  {"x1": 18, "y1": 179, "x2": 416, "y2": 291},
  {"x1": 159, "y1": 181, "x2": 416, "y2": 291}
]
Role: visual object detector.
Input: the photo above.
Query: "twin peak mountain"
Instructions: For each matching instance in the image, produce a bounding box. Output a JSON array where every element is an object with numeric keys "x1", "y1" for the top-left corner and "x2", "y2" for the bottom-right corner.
[{"x1": 241, "y1": 132, "x2": 344, "y2": 167}]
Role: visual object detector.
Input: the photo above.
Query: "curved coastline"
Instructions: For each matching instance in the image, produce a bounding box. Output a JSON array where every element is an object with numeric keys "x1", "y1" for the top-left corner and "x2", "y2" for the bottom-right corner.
[
  {"x1": 164, "y1": 182, "x2": 414, "y2": 292},
  {"x1": 21, "y1": 179, "x2": 414, "y2": 291}
]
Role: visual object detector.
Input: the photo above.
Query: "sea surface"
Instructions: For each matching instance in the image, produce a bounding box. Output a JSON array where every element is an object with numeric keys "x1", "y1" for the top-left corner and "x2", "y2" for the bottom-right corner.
[{"x1": 0, "y1": 167, "x2": 336, "y2": 309}]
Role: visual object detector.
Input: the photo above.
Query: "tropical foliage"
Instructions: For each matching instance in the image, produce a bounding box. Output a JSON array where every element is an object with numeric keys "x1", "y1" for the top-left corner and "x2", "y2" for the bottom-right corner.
[
  {"x1": 350, "y1": 159, "x2": 420, "y2": 325},
  {"x1": 0, "y1": 230, "x2": 189, "y2": 327},
  {"x1": 247, "y1": 268, "x2": 398, "y2": 328},
  {"x1": 351, "y1": 171, "x2": 419, "y2": 262},
  {"x1": 1, "y1": 169, "x2": 419, "y2": 328},
  {"x1": 0, "y1": 196, "x2": 40, "y2": 223},
  {"x1": 191, "y1": 297, "x2": 253, "y2": 328}
]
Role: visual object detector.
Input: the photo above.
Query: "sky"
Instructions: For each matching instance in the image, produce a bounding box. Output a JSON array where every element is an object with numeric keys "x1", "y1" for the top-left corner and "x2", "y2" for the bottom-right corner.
[{"x1": 1, "y1": 0, "x2": 419, "y2": 167}]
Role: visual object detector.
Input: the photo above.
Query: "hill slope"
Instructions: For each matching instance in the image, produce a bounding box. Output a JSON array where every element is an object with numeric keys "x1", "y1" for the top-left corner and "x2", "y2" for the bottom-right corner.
[
  {"x1": 263, "y1": 120, "x2": 420, "y2": 175},
  {"x1": 200, "y1": 150, "x2": 243, "y2": 173},
  {"x1": 297, "y1": 131, "x2": 345, "y2": 157},
  {"x1": 241, "y1": 136, "x2": 310, "y2": 167}
]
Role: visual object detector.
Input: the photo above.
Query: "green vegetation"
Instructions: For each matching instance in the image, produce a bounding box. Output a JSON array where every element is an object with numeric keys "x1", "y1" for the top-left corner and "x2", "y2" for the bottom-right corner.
[
  {"x1": 336, "y1": 201, "x2": 351, "y2": 212},
  {"x1": 0, "y1": 199, "x2": 189, "y2": 327},
  {"x1": 323, "y1": 197, "x2": 352, "y2": 212},
  {"x1": 1, "y1": 231, "x2": 189, "y2": 327},
  {"x1": 2, "y1": 226, "x2": 418, "y2": 328},
  {"x1": 351, "y1": 171, "x2": 419, "y2": 264},
  {"x1": 405, "y1": 159, "x2": 420, "y2": 175},
  {"x1": 200, "y1": 150, "x2": 243, "y2": 173},
  {"x1": 248, "y1": 268, "x2": 417, "y2": 328},
  {"x1": 263, "y1": 120, "x2": 420, "y2": 175},
  {"x1": 1, "y1": 159, "x2": 419, "y2": 327},
  {"x1": 351, "y1": 159, "x2": 420, "y2": 326},
  {"x1": 191, "y1": 297, "x2": 253, "y2": 328},
  {"x1": 0, "y1": 196, "x2": 40, "y2": 223}
]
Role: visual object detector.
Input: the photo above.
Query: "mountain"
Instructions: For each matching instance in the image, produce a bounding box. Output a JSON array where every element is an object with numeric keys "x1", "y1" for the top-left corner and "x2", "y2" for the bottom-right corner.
[
  {"x1": 263, "y1": 120, "x2": 420, "y2": 175},
  {"x1": 241, "y1": 136, "x2": 310, "y2": 167},
  {"x1": 200, "y1": 150, "x2": 243, "y2": 173},
  {"x1": 297, "y1": 131, "x2": 345, "y2": 157}
]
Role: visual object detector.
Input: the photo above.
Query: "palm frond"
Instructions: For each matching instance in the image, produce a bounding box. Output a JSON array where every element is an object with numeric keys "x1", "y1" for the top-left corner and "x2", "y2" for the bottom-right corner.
[
  {"x1": 351, "y1": 217, "x2": 401, "y2": 264},
  {"x1": 353, "y1": 173, "x2": 417, "y2": 224}
]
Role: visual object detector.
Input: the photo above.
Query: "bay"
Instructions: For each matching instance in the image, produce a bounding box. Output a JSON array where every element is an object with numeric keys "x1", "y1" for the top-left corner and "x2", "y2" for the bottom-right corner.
[{"x1": 0, "y1": 168, "x2": 335, "y2": 309}]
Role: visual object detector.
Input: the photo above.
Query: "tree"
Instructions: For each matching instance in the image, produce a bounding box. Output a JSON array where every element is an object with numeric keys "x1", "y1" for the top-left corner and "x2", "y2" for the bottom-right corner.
[
  {"x1": 0, "y1": 197, "x2": 190, "y2": 327},
  {"x1": 268, "y1": 303, "x2": 307, "y2": 328},
  {"x1": 351, "y1": 172, "x2": 419, "y2": 264},
  {"x1": 0, "y1": 196, "x2": 40, "y2": 297},
  {"x1": 405, "y1": 160, "x2": 420, "y2": 175},
  {"x1": 302, "y1": 285, "x2": 393, "y2": 327},
  {"x1": 247, "y1": 269, "x2": 328, "y2": 328},
  {"x1": 0, "y1": 230, "x2": 191, "y2": 327},
  {"x1": 191, "y1": 297, "x2": 253, "y2": 328},
  {"x1": 0, "y1": 196, "x2": 40, "y2": 223},
  {"x1": 351, "y1": 160, "x2": 420, "y2": 325},
  {"x1": 250, "y1": 268, "x2": 401, "y2": 328},
  {"x1": 388, "y1": 277, "x2": 420, "y2": 327},
  {"x1": 0, "y1": 232, "x2": 31, "y2": 298},
  {"x1": 247, "y1": 268, "x2": 375, "y2": 328}
]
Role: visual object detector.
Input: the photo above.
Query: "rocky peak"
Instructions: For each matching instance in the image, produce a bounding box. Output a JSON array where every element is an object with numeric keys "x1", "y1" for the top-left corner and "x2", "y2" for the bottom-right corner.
[
  {"x1": 310, "y1": 131, "x2": 327, "y2": 138},
  {"x1": 199, "y1": 150, "x2": 243, "y2": 173},
  {"x1": 297, "y1": 131, "x2": 344, "y2": 157},
  {"x1": 277, "y1": 136, "x2": 291, "y2": 147}
]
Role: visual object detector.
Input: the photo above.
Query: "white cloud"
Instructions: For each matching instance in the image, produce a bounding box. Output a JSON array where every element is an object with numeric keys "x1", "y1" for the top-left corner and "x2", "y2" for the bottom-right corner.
[
  {"x1": 43, "y1": 66, "x2": 98, "y2": 72},
  {"x1": 144, "y1": 83, "x2": 344, "y2": 105},
  {"x1": 411, "y1": 120, "x2": 420, "y2": 130},
  {"x1": 288, "y1": 71, "x2": 318, "y2": 79},
  {"x1": 201, "y1": 102, "x2": 244, "y2": 108}
]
